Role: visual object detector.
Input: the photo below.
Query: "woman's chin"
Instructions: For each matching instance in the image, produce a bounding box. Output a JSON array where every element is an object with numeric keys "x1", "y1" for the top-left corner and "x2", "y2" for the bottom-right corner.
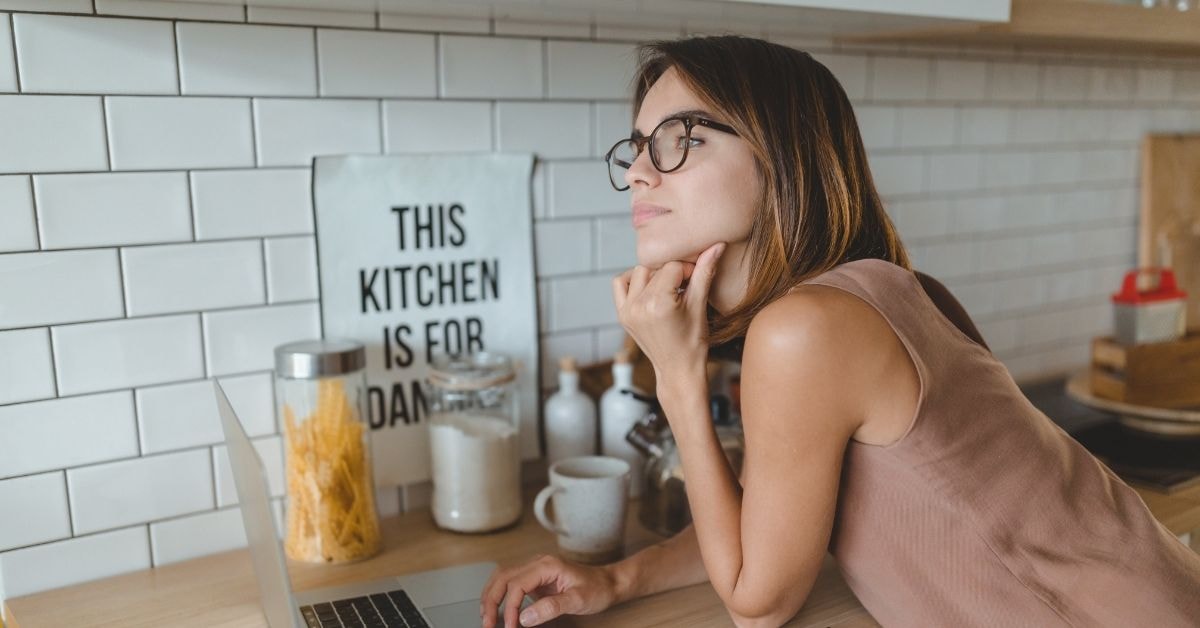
[{"x1": 635, "y1": 241, "x2": 694, "y2": 269}]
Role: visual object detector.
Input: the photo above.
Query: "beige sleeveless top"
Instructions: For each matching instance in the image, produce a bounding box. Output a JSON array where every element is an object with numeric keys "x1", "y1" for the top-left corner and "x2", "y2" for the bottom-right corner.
[{"x1": 800, "y1": 259, "x2": 1200, "y2": 627}]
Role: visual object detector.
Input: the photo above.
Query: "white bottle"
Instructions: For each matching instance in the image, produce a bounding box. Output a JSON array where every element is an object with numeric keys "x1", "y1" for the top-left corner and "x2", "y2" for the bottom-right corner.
[
  {"x1": 600, "y1": 349, "x2": 650, "y2": 497},
  {"x1": 544, "y1": 356, "x2": 597, "y2": 466}
]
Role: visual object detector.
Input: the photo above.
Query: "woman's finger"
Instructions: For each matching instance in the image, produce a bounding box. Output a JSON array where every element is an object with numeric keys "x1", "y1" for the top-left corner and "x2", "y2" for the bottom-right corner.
[
  {"x1": 501, "y1": 566, "x2": 558, "y2": 628},
  {"x1": 627, "y1": 265, "x2": 652, "y2": 300},
  {"x1": 647, "y1": 261, "x2": 686, "y2": 296},
  {"x1": 611, "y1": 268, "x2": 634, "y2": 312},
  {"x1": 518, "y1": 588, "x2": 585, "y2": 627},
  {"x1": 685, "y1": 242, "x2": 726, "y2": 309}
]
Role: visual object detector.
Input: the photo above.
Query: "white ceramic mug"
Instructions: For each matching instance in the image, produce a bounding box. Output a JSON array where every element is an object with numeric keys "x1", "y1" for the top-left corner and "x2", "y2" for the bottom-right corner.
[{"x1": 534, "y1": 455, "x2": 631, "y2": 564}]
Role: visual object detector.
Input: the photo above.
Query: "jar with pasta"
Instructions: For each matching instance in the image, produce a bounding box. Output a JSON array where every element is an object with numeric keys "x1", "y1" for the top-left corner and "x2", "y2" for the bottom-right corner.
[{"x1": 274, "y1": 339, "x2": 381, "y2": 563}]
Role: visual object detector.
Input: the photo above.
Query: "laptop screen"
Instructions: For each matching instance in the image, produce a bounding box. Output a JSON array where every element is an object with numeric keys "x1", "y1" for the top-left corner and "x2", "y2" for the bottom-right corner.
[{"x1": 214, "y1": 379, "x2": 302, "y2": 628}]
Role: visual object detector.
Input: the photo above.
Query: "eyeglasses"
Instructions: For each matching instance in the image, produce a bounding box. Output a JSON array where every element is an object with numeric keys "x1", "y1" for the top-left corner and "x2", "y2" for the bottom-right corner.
[{"x1": 603, "y1": 115, "x2": 739, "y2": 191}]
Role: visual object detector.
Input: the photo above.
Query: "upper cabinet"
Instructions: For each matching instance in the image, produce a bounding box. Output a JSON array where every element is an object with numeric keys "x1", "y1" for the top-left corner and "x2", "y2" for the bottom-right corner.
[{"x1": 836, "y1": 0, "x2": 1200, "y2": 56}]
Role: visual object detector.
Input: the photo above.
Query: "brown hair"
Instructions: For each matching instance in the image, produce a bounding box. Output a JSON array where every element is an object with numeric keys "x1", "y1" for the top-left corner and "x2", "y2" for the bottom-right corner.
[{"x1": 631, "y1": 35, "x2": 910, "y2": 358}]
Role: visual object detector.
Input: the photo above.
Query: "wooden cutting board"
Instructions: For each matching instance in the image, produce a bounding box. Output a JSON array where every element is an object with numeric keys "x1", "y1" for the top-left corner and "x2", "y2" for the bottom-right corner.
[{"x1": 1140, "y1": 134, "x2": 1200, "y2": 331}]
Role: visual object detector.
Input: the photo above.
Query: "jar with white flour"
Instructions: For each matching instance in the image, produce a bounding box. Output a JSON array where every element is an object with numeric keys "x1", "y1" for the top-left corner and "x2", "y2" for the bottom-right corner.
[{"x1": 425, "y1": 352, "x2": 522, "y2": 533}]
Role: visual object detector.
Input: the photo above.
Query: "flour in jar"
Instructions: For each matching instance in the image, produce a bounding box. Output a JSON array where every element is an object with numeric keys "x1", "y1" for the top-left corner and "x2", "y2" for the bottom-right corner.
[{"x1": 429, "y1": 412, "x2": 522, "y2": 532}]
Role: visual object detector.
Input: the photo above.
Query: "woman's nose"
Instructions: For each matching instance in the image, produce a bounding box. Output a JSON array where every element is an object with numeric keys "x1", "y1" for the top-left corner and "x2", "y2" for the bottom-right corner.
[{"x1": 624, "y1": 147, "x2": 660, "y2": 189}]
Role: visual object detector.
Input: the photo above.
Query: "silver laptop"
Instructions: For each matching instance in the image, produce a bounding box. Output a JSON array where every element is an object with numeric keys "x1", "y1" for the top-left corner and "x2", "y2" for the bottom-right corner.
[{"x1": 214, "y1": 379, "x2": 527, "y2": 628}]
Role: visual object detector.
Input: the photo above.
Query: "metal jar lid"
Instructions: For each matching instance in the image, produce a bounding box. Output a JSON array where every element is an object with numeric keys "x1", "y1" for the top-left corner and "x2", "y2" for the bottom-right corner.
[
  {"x1": 275, "y1": 339, "x2": 365, "y2": 379},
  {"x1": 427, "y1": 351, "x2": 516, "y2": 391}
]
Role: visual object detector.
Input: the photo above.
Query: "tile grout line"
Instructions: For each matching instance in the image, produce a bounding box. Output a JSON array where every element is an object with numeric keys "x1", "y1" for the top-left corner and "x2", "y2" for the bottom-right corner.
[{"x1": 8, "y1": 11, "x2": 20, "y2": 93}]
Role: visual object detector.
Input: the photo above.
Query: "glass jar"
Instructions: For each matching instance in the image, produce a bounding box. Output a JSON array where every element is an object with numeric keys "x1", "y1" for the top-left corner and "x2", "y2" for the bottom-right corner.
[
  {"x1": 274, "y1": 339, "x2": 381, "y2": 563},
  {"x1": 425, "y1": 351, "x2": 522, "y2": 533}
]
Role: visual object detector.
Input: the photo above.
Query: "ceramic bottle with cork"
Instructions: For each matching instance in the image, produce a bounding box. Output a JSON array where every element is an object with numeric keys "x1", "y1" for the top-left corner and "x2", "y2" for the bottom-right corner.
[
  {"x1": 543, "y1": 356, "x2": 597, "y2": 466},
  {"x1": 600, "y1": 348, "x2": 650, "y2": 497}
]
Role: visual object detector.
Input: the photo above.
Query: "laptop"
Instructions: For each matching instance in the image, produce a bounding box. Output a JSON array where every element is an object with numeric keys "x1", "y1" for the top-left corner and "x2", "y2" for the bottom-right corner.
[{"x1": 214, "y1": 379, "x2": 531, "y2": 628}]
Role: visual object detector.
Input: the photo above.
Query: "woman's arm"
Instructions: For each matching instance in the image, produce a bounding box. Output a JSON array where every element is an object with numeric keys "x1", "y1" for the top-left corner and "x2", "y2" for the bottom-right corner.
[
  {"x1": 605, "y1": 523, "x2": 707, "y2": 603},
  {"x1": 657, "y1": 287, "x2": 881, "y2": 625}
]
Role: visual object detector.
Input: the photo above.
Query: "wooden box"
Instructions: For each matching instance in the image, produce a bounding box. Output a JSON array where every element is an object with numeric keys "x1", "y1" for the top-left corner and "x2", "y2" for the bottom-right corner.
[{"x1": 1090, "y1": 332, "x2": 1200, "y2": 408}]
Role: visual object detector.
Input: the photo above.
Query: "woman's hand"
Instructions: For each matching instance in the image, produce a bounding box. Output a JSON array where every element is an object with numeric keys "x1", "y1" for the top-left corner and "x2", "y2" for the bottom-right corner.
[
  {"x1": 612, "y1": 242, "x2": 726, "y2": 387},
  {"x1": 479, "y1": 554, "x2": 622, "y2": 628}
]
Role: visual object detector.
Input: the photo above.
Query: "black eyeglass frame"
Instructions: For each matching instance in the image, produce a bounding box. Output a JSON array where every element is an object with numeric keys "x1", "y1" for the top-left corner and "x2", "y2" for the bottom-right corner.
[{"x1": 604, "y1": 115, "x2": 739, "y2": 191}]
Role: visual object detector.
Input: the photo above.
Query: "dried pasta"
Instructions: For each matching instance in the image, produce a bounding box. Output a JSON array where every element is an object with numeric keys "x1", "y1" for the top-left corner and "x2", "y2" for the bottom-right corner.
[{"x1": 283, "y1": 378, "x2": 381, "y2": 563}]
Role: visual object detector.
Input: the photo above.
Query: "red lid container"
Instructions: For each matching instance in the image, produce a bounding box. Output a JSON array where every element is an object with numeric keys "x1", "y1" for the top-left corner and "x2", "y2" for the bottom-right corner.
[{"x1": 1111, "y1": 268, "x2": 1187, "y2": 305}]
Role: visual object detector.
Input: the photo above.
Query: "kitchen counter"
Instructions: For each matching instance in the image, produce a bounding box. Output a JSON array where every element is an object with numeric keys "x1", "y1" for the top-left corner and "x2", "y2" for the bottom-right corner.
[{"x1": 6, "y1": 479, "x2": 1200, "y2": 628}]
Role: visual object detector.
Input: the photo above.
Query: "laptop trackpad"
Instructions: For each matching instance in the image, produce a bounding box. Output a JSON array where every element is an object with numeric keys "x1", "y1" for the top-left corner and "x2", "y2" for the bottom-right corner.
[{"x1": 424, "y1": 597, "x2": 576, "y2": 627}]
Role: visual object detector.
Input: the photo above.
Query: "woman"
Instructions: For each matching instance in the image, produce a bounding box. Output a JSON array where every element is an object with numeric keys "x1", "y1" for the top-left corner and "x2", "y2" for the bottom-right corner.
[{"x1": 480, "y1": 35, "x2": 1200, "y2": 627}]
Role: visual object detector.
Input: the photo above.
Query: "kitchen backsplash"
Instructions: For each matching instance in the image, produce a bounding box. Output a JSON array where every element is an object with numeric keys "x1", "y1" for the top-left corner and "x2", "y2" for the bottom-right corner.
[{"x1": 2, "y1": 0, "x2": 1199, "y2": 606}]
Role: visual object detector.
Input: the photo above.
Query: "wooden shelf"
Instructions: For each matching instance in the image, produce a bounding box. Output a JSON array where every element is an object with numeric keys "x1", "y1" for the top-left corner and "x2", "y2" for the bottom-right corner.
[{"x1": 837, "y1": 0, "x2": 1200, "y2": 57}]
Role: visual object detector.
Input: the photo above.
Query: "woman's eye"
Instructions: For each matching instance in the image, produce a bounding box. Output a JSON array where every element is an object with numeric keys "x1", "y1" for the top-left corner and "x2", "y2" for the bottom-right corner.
[{"x1": 674, "y1": 136, "x2": 703, "y2": 149}]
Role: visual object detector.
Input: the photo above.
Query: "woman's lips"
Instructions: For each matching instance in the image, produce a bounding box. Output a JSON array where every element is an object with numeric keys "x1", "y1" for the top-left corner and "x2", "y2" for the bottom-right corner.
[{"x1": 632, "y1": 202, "x2": 670, "y2": 228}]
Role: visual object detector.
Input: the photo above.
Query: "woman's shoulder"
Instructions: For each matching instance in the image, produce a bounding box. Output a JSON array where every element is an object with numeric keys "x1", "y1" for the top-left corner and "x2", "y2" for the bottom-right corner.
[{"x1": 748, "y1": 276, "x2": 896, "y2": 362}]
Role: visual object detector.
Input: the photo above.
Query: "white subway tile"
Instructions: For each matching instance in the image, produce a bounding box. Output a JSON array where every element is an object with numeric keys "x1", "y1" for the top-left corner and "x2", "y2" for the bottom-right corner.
[
  {"x1": 497, "y1": 102, "x2": 591, "y2": 159},
  {"x1": 595, "y1": 102, "x2": 633, "y2": 158},
  {"x1": 870, "y1": 56, "x2": 930, "y2": 101},
  {"x1": 0, "y1": 328, "x2": 55, "y2": 405},
  {"x1": 214, "y1": 435, "x2": 284, "y2": 507},
  {"x1": 0, "y1": 95, "x2": 107, "y2": 173},
  {"x1": 549, "y1": 160, "x2": 625, "y2": 218},
  {"x1": 539, "y1": 329, "x2": 593, "y2": 389},
  {"x1": 991, "y1": 276, "x2": 1045, "y2": 312},
  {"x1": 68, "y1": 448, "x2": 213, "y2": 535},
  {"x1": 376, "y1": 486, "x2": 401, "y2": 518},
  {"x1": 916, "y1": 241, "x2": 975, "y2": 280},
  {"x1": 986, "y1": 61, "x2": 1040, "y2": 103},
  {"x1": 948, "y1": 195, "x2": 1006, "y2": 234},
  {"x1": 534, "y1": 219, "x2": 592, "y2": 277},
  {"x1": 1134, "y1": 67, "x2": 1173, "y2": 102},
  {"x1": 868, "y1": 154, "x2": 925, "y2": 197},
  {"x1": 928, "y1": 152, "x2": 982, "y2": 194},
  {"x1": 931, "y1": 59, "x2": 987, "y2": 101},
  {"x1": 596, "y1": 215, "x2": 636, "y2": 271},
  {"x1": 123, "y1": 240, "x2": 266, "y2": 317},
  {"x1": 383, "y1": 100, "x2": 491, "y2": 154},
  {"x1": 594, "y1": 325, "x2": 628, "y2": 362},
  {"x1": 532, "y1": 161, "x2": 547, "y2": 219},
  {"x1": 494, "y1": 17, "x2": 588, "y2": 38},
  {"x1": 1041, "y1": 64, "x2": 1090, "y2": 103},
  {"x1": 254, "y1": 98, "x2": 381, "y2": 167},
  {"x1": 546, "y1": 41, "x2": 636, "y2": 100},
  {"x1": 402, "y1": 480, "x2": 432, "y2": 512},
  {"x1": 897, "y1": 106, "x2": 957, "y2": 148},
  {"x1": 0, "y1": 391, "x2": 137, "y2": 479},
  {"x1": 439, "y1": 35, "x2": 543, "y2": 99},
  {"x1": 0, "y1": 14, "x2": 15, "y2": 92},
  {"x1": 1088, "y1": 66, "x2": 1135, "y2": 103},
  {"x1": 811, "y1": 52, "x2": 867, "y2": 101},
  {"x1": 0, "y1": 175, "x2": 36, "y2": 252},
  {"x1": 137, "y1": 373, "x2": 275, "y2": 455},
  {"x1": 95, "y1": 0, "x2": 246, "y2": 21},
  {"x1": 203, "y1": 303, "x2": 320, "y2": 376},
  {"x1": 975, "y1": 237, "x2": 1029, "y2": 274},
  {"x1": 107, "y1": 96, "x2": 254, "y2": 170},
  {"x1": 378, "y1": 11, "x2": 489, "y2": 34},
  {"x1": 1026, "y1": 150, "x2": 1078, "y2": 186},
  {"x1": 0, "y1": 527, "x2": 149, "y2": 600},
  {"x1": 177, "y1": 22, "x2": 316, "y2": 96},
  {"x1": 593, "y1": 22, "x2": 682, "y2": 42},
  {"x1": 854, "y1": 105, "x2": 898, "y2": 149},
  {"x1": 891, "y1": 199, "x2": 949, "y2": 240},
  {"x1": 1080, "y1": 148, "x2": 1133, "y2": 183},
  {"x1": 34, "y1": 172, "x2": 191, "y2": 249},
  {"x1": 1059, "y1": 108, "x2": 1107, "y2": 143},
  {"x1": 13, "y1": 14, "x2": 176, "y2": 94},
  {"x1": 317, "y1": 30, "x2": 435, "y2": 98},
  {"x1": 0, "y1": 0, "x2": 91, "y2": 13},
  {"x1": 264, "y1": 236, "x2": 318, "y2": 303},
  {"x1": 958, "y1": 107, "x2": 1010, "y2": 146},
  {"x1": 0, "y1": 249, "x2": 123, "y2": 329},
  {"x1": 550, "y1": 274, "x2": 618, "y2": 331},
  {"x1": 52, "y1": 314, "x2": 205, "y2": 396},
  {"x1": 191, "y1": 168, "x2": 312, "y2": 240},
  {"x1": 249, "y1": 6, "x2": 374, "y2": 28},
  {"x1": 1009, "y1": 107, "x2": 1060, "y2": 145},
  {"x1": 980, "y1": 151, "x2": 1033, "y2": 189},
  {"x1": 0, "y1": 472, "x2": 70, "y2": 552},
  {"x1": 150, "y1": 506, "x2": 247, "y2": 566}
]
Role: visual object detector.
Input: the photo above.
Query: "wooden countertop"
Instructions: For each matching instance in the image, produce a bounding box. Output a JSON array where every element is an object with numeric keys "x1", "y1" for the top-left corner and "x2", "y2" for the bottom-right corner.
[{"x1": 5, "y1": 483, "x2": 1200, "y2": 628}]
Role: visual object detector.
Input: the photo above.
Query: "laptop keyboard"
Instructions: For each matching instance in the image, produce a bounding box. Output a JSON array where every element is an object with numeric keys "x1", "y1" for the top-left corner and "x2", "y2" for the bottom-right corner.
[{"x1": 300, "y1": 589, "x2": 430, "y2": 628}]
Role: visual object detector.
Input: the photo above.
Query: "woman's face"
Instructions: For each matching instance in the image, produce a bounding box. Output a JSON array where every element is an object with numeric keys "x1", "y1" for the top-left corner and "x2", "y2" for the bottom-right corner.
[{"x1": 626, "y1": 66, "x2": 761, "y2": 269}]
